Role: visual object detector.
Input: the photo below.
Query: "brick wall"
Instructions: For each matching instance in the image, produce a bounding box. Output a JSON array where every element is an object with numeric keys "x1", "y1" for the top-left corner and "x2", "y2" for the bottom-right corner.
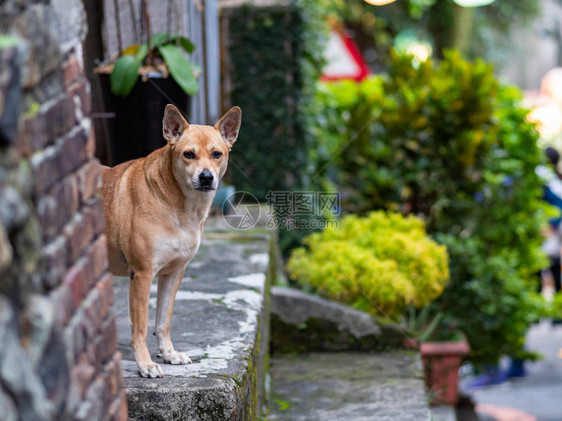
[{"x1": 0, "y1": 1, "x2": 125, "y2": 420}]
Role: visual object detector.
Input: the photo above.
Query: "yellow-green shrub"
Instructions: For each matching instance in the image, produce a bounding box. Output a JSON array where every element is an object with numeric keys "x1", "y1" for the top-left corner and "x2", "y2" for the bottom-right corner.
[{"x1": 287, "y1": 211, "x2": 449, "y2": 317}]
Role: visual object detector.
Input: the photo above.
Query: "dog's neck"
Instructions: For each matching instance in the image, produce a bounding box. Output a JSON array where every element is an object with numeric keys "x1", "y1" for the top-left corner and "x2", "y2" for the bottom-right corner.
[{"x1": 143, "y1": 146, "x2": 215, "y2": 224}]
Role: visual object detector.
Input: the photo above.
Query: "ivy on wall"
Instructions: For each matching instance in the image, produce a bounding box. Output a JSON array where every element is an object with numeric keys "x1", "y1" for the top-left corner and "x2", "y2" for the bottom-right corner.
[{"x1": 223, "y1": 0, "x2": 328, "y2": 201}]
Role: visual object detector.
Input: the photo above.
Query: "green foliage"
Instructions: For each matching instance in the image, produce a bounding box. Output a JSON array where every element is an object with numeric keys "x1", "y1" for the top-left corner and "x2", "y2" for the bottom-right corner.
[
  {"x1": 110, "y1": 33, "x2": 199, "y2": 97},
  {"x1": 0, "y1": 35, "x2": 20, "y2": 49},
  {"x1": 546, "y1": 294, "x2": 562, "y2": 319},
  {"x1": 287, "y1": 211, "x2": 449, "y2": 318},
  {"x1": 313, "y1": 51, "x2": 550, "y2": 363},
  {"x1": 225, "y1": 0, "x2": 328, "y2": 200},
  {"x1": 158, "y1": 44, "x2": 199, "y2": 95}
]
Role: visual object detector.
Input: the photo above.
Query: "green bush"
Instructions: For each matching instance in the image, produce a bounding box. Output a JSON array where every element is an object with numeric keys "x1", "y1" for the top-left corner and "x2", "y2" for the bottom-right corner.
[
  {"x1": 547, "y1": 294, "x2": 562, "y2": 319},
  {"x1": 313, "y1": 51, "x2": 550, "y2": 363},
  {"x1": 287, "y1": 211, "x2": 449, "y2": 318}
]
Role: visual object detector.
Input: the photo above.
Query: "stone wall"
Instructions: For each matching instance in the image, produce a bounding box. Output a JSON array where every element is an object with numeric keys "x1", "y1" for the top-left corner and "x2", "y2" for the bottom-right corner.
[{"x1": 0, "y1": 1, "x2": 125, "y2": 420}]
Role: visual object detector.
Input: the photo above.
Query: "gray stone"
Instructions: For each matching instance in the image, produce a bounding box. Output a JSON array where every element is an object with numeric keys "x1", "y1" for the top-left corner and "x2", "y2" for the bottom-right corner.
[
  {"x1": 23, "y1": 294, "x2": 54, "y2": 367},
  {"x1": 431, "y1": 405, "x2": 457, "y2": 421},
  {"x1": 0, "y1": 385, "x2": 17, "y2": 421},
  {"x1": 268, "y1": 352, "x2": 431, "y2": 421},
  {"x1": 0, "y1": 221, "x2": 13, "y2": 273},
  {"x1": 48, "y1": 0, "x2": 86, "y2": 55},
  {"x1": 0, "y1": 185, "x2": 30, "y2": 231},
  {"x1": 115, "y1": 231, "x2": 274, "y2": 420},
  {"x1": 271, "y1": 287, "x2": 406, "y2": 353},
  {"x1": 8, "y1": 159, "x2": 33, "y2": 200},
  {"x1": 0, "y1": 46, "x2": 21, "y2": 145},
  {"x1": 0, "y1": 296, "x2": 52, "y2": 420},
  {"x1": 272, "y1": 286, "x2": 381, "y2": 337},
  {"x1": 10, "y1": 4, "x2": 62, "y2": 88}
]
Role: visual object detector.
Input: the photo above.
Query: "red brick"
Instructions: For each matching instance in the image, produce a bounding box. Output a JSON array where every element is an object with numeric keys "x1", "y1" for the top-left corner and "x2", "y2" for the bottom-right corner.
[
  {"x1": 78, "y1": 161, "x2": 103, "y2": 204},
  {"x1": 86, "y1": 126, "x2": 96, "y2": 159},
  {"x1": 30, "y1": 143, "x2": 63, "y2": 195},
  {"x1": 79, "y1": 377, "x2": 105, "y2": 421},
  {"x1": 62, "y1": 257, "x2": 89, "y2": 313},
  {"x1": 103, "y1": 352, "x2": 123, "y2": 399},
  {"x1": 65, "y1": 352, "x2": 94, "y2": 414},
  {"x1": 64, "y1": 213, "x2": 94, "y2": 263},
  {"x1": 68, "y1": 79, "x2": 91, "y2": 115},
  {"x1": 36, "y1": 181, "x2": 69, "y2": 240},
  {"x1": 22, "y1": 114, "x2": 49, "y2": 152},
  {"x1": 21, "y1": 94, "x2": 75, "y2": 156},
  {"x1": 109, "y1": 390, "x2": 128, "y2": 421},
  {"x1": 84, "y1": 235, "x2": 108, "y2": 285},
  {"x1": 72, "y1": 353, "x2": 95, "y2": 401},
  {"x1": 63, "y1": 173, "x2": 80, "y2": 217},
  {"x1": 59, "y1": 127, "x2": 88, "y2": 177},
  {"x1": 95, "y1": 273, "x2": 114, "y2": 317},
  {"x1": 62, "y1": 54, "x2": 81, "y2": 87},
  {"x1": 117, "y1": 390, "x2": 128, "y2": 421},
  {"x1": 63, "y1": 313, "x2": 84, "y2": 367},
  {"x1": 41, "y1": 236, "x2": 68, "y2": 290},
  {"x1": 82, "y1": 288, "x2": 103, "y2": 338},
  {"x1": 47, "y1": 95, "x2": 76, "y2": 138},
  {"x1": 35, "y1": 174, "x2": 79, "y2": 241},
  {"x1": 49, "y1": 284, "x2": 73, "y2": 327},
  {"x1": 13, "y1": 128, "x2": 32, "y2": 158},
  {"x1": 95, "y1": 312, "x2": 117, "y2": 368},
  {"x1": 31, "y1": 128, "x2": 88, "y2": 195},
  {"x1": 84, "y1": 196, "x2": 105, "y2": 237}
]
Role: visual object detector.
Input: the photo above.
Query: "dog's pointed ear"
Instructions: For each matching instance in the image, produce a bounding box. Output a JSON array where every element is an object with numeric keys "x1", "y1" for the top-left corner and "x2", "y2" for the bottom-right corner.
[
  {"x1": 215, "y1": 106, "x2": 242, "y2": 146},
  {"x1": 163, "y1": 104, "x2": 189, "y2": 144}
]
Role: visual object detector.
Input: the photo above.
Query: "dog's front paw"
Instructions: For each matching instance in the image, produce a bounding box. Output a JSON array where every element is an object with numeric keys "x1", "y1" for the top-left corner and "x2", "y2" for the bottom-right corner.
[
  {"x1": 137, "y1": 360, "x2": 164, "y2": 378},
  {"x1": 162, "y1": 350, "x2": 192, "y2": 365}
]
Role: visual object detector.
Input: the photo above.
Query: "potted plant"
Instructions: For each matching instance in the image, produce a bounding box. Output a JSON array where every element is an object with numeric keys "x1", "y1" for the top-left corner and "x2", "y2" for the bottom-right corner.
[
  {"x1": 95, "y1": 0, "x2": 199, "y2": 164},
  {"x1": 421, "y1": 336, "x2": 469, "y2": 406},
  {"x1": 405, "y1": 308, "x2": 469, "y2": 406}
]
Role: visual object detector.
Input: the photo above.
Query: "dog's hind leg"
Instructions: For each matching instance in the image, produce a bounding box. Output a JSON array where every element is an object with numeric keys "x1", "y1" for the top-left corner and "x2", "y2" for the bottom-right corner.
[
  {"x1": 130, "y1": 270, "x2": 164, "y2": 378},
  {"x1": 155, "y1": 264, "x2": 192, "y2": 365}
]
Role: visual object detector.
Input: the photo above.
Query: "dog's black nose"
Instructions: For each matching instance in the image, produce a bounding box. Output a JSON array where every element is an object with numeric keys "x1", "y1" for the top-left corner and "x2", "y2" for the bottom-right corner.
[{"x1": 199, "y1": 170, "x2": 214, "y2": 185}]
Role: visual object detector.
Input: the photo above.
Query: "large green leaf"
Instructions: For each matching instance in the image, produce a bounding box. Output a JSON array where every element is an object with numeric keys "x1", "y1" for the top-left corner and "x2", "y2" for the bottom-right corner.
[
  {"x1": 178, "y1": 36, "x2": 195, "y2": 54},
  {"x1": 150, "y1": 33, "x2": 195, "y2": 54},
  {"x1": 135, "y1": 44, "x2": 148, "y2": 61},
  {"x1": 110, "y1": 55, "x2": 141, "y2": 96},
  {"x1": 157, "y1": 44, "x2": 199, "y2": 95},
  {"x1": 151, "y1": 33, "x2": 171, "y2": 48}
]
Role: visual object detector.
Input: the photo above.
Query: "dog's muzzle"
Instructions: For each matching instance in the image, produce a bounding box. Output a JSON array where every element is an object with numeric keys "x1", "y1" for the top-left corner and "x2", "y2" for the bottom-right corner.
[{"x1": 195, "y1": 169, "x2": 215, "y2": 192}]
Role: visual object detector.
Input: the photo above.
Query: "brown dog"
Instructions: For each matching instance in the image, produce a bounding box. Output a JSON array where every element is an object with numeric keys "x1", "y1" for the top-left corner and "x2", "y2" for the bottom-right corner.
[{"x1": 101, "y1": 104, "x2": 241, "y2": 378}]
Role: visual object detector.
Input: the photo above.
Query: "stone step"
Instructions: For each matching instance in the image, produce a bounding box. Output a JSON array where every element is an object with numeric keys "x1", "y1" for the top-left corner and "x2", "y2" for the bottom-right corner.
[
  {"x1": 112, "y1": 232, "x2": 274, "y2": 420},
  {"x1": 268, "y1": 352, "x2": 431, "y2": 421},
  {"x1": 271, "y1": 286, "x2": 407, "y2": 353}
]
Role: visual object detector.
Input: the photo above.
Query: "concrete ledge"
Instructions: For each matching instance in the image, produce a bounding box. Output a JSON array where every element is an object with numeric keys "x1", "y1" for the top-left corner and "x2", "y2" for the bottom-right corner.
[
  {"x1": 269, "y1": 352, "x2": 431, "y2": 420},
  {"x1": 112, "y1": 233, "x2": 274, "y2": 420}
]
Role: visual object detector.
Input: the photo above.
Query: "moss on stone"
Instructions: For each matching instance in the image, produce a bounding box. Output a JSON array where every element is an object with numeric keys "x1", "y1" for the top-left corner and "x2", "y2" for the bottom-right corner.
[{"x1": 271, "y1": 314, "x2": 405, "y2": 354}]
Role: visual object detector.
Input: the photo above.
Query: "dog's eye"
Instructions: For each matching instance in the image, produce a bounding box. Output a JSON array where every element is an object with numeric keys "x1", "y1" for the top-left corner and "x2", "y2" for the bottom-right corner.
[
  {"x1": 211, "y1": 151, "x2": 223, "y2": 159},
  {"x1": 183, "y1": 151, "x2": 195, "y2": 159}
]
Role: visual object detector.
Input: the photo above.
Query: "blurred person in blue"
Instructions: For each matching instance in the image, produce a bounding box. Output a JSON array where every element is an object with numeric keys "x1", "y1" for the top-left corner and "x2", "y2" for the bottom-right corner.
[{"x1": 536, "y1": 146, "x2": 562, "y2": 299}]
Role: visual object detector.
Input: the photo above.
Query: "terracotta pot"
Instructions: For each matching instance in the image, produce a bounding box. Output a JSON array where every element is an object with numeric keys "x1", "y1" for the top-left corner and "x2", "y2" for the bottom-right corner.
[
  {"x1": 420, "y1": 340, "x2": 470, "y2": 406},
  {"x1": 402, "y1": 337, "x2": 419, "y2": 350}
]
